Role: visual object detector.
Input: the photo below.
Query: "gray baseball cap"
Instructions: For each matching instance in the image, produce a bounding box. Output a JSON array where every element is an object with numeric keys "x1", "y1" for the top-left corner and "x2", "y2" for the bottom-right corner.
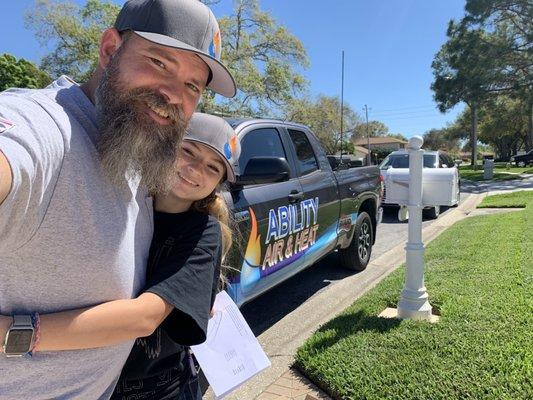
[
  {"x1": 184, "y1": 113, "x2": 241, "y2": 183},
  {"x1": 114, "y1": 0, "x2": 236, "y2": 98}
]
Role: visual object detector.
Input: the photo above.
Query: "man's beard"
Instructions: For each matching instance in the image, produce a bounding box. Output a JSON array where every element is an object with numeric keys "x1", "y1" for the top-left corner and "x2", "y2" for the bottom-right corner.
[{"x1": 94, "y1": 53, "x2": 187, "y2": 194}]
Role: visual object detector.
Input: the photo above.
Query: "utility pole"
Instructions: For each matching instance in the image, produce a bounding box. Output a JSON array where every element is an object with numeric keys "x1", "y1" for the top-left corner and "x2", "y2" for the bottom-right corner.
[
  {"x1": 340, "y1": 50, "x2": 345, "y2": 163},
  {"x1": 364, "y1": 104, "x2": 371, "y2": 165}
]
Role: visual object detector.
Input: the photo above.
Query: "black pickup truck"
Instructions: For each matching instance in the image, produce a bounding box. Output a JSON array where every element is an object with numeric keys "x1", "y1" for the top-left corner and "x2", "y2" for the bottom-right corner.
[
  {"x1": 510, "y1": 150, "x2": 533, "y2": 167},
  {"x1": 221, "y1": 119, "x2": 383, "y2": 306}
]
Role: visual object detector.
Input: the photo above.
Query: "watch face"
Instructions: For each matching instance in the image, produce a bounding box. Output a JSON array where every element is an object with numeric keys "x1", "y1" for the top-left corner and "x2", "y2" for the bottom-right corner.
[{"x1": 5, "y1": 329, "x2": 34, "y2": 355}]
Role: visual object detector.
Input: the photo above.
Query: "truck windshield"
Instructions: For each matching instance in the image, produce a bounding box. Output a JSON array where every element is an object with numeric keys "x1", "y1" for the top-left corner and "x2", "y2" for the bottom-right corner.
[{"x1": 380, "y1": 154, "x2": 437, "y2": 169}]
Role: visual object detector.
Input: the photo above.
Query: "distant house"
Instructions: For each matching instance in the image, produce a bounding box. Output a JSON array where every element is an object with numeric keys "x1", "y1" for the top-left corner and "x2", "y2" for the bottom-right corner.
[
  {"x1": 352, "y1": 137, "x2": 408, "y2": 152},
  {"x1": 353, "y1": 145, "x2": 370, "y2": 159}
]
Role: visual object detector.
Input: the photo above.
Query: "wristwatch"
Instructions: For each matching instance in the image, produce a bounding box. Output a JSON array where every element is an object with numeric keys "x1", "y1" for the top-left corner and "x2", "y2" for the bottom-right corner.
[{"x1": 3, "y1": 315, "x2": 35, "y2": 357}]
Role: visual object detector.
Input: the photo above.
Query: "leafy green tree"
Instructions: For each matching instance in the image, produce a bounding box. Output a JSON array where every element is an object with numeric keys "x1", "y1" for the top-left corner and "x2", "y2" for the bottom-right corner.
[
  {"x1": 462, "y1": 0, "x2": 533, "y2": 151},
  {"x1": 463, "y1": 0, "x2": 531, "y2": 89},
  {"x1": 341, "y1": 140, "x2": 355, "y2": 154},
  {"x1": 386, "y1": 133, "x2": 408, "y2": 142},
  {"x1": 26, "y1": 0, "x2": 309, "y2": 118},
  {"x1": 285, "y1": 95, "x2": 360, "y2": 154},
  {"x1": 200, "y1": 0, "x2": 309, "y2": 116},
  {"x1": 0, "y1": 53, "x2": 52, "y2": 91},
  {"x1": 351, "y1": 120, "x2": 389, "y2": 140},
  {"x1": 423, "y1": 129, "x2": 448, "y2": 151},
  {"x1": 431, "y1": 20, "x2": 505, "y2": 167},
  {"x1": 422, "y1": 128, "x2": 460, "y2": 152},
  {"x1": 25, "y1": 0, "x2": 120, "y2": 82},
  {"x1": 478, "y1": 96, "x2": 528, "y2": 158}
]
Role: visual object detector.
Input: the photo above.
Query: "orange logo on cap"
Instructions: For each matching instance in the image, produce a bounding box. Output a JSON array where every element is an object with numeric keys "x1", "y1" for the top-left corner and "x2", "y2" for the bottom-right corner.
[
  {"x1": 229, "y1": 135, "x2": 238, "y2": 156},
  {"x1": 213, "y1": 29, "x2": 221, "y2": 59}
]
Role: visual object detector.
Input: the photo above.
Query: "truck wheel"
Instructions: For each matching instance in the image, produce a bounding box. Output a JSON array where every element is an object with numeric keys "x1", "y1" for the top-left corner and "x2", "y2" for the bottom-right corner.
[
  {"x1": 517, "y1": 160, "x2": 526, "y2": 167},
  {"x1": 339, "y1": 212, "x2": 373, "y2": 271},
  {"x1": 424, "y1": 205, "x2": 440, "y2": 219}
]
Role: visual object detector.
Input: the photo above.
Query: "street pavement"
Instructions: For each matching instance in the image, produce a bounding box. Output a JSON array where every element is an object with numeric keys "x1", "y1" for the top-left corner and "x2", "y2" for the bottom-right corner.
[{"x1": 203, "y1": 176, "x2": 532, "y2": 400}]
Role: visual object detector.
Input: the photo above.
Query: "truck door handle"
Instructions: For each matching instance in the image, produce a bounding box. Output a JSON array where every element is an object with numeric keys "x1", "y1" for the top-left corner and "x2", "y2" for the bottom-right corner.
[{"x1": 288, "y1": 190, "x2": 305, "y2": 203}]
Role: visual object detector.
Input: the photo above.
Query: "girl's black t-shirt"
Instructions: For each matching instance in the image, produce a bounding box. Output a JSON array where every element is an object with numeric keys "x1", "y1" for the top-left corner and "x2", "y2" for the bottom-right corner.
[{"x1": 111, "y1": 209, "x2": 222, "y2": 400}]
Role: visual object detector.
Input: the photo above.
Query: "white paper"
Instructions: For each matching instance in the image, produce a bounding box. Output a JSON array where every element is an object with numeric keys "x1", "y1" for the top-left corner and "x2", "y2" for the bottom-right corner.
[{"x1": 190, "y1": 291, "x2": 271, "y2": 399}]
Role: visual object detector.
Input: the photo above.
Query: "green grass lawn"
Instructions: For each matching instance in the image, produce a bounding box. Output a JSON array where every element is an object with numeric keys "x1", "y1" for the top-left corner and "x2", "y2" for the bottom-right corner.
[
  {"x1": 497, "y1": 167, "x2": 533, "y2": 174},
  {"x1": 478, "y1": 190, "x2": 533, "y2": 208},
  {"x1": 460, "y1": 170, "x2": 521, "y2": 182},
  {"x1": 295, "y1": 193, "x2": 532, "y2": 399},
  {"x1": 458, "y1": 165, "x2": 533, "y2": 182}
]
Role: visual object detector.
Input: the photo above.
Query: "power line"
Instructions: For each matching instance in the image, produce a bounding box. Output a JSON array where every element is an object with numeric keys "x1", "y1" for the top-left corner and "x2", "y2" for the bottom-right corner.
[
  {"x1": 386, "y1": 114, "x2": 456, "y2": 121},
  {"x1": 371, "y1": 108, "x2": 440, "y2": 117},
  {"x1": 372, "y1": 105, "x2": 439, "y2": 112},
  {"x1": 382, "y1": 113, "x2": 447, "y2": 121}
]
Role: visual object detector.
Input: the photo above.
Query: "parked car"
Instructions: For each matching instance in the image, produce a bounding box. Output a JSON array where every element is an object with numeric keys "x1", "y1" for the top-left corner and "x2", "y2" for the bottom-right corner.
[
  {"x1": 510, "y1": 150, "x2": 533, "y2": 167},
  {"x1": 379, "y1": 150, "x2": 459, "y2": 219},
  {"x1": 222, "y1": 118, "x2": 383, "y2": 306}
]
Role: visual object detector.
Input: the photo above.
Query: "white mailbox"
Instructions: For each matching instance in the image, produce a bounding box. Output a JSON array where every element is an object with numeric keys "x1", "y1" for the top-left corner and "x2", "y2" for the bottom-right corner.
[{"x1": 384, "y1": 168, "x2": 459, "y2": 206}]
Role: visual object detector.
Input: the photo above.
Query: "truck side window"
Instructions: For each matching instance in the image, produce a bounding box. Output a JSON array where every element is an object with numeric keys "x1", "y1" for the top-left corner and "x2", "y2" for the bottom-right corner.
[
  {"x1": 239, "y1": 128, "x2": 287, "y2": 173},
  {"x1": 439, "y1": 154, "x2": 451, "y2": 168},
  {"x1": 288, "y1": 129, "x2": 319, "y2": 176}
]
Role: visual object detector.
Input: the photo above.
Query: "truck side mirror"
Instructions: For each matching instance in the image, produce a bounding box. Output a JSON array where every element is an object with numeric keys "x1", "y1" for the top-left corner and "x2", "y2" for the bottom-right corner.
[{"x1": 232, "y1": 157, "x2": 290, "y2": 187}]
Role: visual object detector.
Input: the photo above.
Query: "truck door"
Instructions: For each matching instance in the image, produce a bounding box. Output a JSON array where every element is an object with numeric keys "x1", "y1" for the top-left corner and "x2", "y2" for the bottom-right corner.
[
  {"x1": 285, "y1": 128, "x2": 340, "y2": 266},
  {"x1": 228, "y1": 125, "x2": 305, "y2": 306}
]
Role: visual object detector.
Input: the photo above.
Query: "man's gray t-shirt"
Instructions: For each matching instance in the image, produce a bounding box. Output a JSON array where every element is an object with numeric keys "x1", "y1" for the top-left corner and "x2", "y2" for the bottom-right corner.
[{"x1": 0, "y1": 76, "x2": 154, "y2": 399}]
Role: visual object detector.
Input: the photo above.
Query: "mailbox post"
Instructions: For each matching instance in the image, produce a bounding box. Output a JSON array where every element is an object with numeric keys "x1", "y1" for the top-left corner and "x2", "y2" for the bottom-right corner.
[{"x1": 396, "y1": 136, "x2": 434, "y2": 321}]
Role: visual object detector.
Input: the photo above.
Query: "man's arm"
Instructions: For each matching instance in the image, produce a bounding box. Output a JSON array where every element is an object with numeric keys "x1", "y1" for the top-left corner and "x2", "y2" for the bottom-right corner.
[
  {"x1": 0, "y1": 150, "x2": 12, "y2": 206},
  {"x1": 0, "y1": 293, "x2": 173, "y2": 352}
]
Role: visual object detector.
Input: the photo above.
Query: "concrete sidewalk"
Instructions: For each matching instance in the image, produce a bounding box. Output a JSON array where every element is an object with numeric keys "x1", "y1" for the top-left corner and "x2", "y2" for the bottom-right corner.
[{"x1": 210, "y1": 179, "x2": 531, "y2": 400}]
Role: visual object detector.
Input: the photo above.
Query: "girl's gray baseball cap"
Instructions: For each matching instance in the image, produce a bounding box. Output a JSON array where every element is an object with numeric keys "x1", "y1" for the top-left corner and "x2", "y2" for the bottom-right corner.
[
  {"x1": 184, "y1": 113, "x2": 241, "y2": 183},
  {"x1": 114, "y1": 0, "x2": 237, "y2": 98}
]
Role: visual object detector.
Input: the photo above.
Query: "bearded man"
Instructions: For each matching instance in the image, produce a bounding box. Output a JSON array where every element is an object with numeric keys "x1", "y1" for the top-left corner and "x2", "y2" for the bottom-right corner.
[{"x1": 0, "y1": 0, "x2": 235, "y2": 398}]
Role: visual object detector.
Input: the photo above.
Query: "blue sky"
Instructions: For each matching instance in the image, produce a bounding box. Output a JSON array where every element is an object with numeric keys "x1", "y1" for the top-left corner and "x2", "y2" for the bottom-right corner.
[{"x1": 0, "y1": 0, "x2": 467, "y2": 138}]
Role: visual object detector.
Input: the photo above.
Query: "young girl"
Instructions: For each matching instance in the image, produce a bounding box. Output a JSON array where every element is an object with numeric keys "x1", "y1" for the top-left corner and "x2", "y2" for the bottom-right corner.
[{"x1": 0, "y1": 113, "x2": 241, "y2": 400}]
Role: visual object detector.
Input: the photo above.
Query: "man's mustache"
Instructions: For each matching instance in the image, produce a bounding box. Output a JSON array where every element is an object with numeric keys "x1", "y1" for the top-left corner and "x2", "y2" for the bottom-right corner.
[{"x1": 129, "y1": 88, "x2": 184, "y2": 126}]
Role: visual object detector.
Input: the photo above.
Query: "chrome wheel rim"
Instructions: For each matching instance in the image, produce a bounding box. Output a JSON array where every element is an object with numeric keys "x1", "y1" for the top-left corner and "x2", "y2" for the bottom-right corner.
[{"x1": 358, "y1": 222, "x2": 371, "y2": 261}]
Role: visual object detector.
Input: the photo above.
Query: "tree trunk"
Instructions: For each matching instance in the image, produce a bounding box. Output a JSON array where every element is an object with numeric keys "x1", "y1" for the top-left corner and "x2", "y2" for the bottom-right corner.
[
  {"x1": 527, "y1": 101, "x2": 532, "y2": 152},
  {"x1": 471, "y1": 105, "x2": 478, "y2": 169}
]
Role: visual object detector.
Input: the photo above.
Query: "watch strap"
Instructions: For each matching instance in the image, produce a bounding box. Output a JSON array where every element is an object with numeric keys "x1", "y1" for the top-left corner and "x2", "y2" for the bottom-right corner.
[{"x1": 12, "y1": 315, "x2": 33, "y2": 328}]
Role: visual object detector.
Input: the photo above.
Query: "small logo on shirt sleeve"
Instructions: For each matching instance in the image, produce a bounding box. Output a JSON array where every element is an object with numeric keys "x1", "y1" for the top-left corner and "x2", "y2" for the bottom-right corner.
[{"x1": 0, "y1": 116, "x2": 14, "y2": 133}]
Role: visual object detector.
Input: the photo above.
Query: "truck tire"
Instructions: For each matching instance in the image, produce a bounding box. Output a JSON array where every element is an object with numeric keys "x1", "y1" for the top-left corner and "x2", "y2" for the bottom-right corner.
[
  {"x1": 424, "y1": 205, "x2": 440, "y2": 219},
  {"x1": 339, "y1": 212, "x2": 373, "y2": 271}
]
